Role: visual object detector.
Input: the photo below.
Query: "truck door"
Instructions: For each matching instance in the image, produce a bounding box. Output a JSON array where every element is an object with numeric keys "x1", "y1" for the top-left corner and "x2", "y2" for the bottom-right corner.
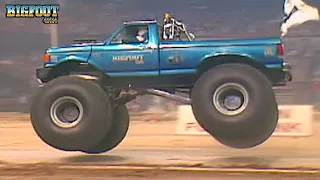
[
  {"x1": 158, "y1": 31, "x2": 199, "y2": 76},
  {"x1": 92, "y1": 24, "x2": 159, "y2": 76}
]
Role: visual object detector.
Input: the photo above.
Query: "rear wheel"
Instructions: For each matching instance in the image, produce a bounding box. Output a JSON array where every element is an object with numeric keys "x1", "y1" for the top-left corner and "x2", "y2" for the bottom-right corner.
[
  {"x1": 81, "y1": 105, "x2": 130, "y2": 154},
  {"x1": 30, "y1": 76, "x2": 113, "y2": 151},
  {"x1": 191, "y1": 63, "x2": 278, "y2": 149}
]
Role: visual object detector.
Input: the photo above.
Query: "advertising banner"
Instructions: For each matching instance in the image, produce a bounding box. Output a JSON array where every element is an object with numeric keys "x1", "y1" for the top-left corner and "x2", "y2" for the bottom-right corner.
[{"x1": 175, "y1": 105, "x2": 313, "y2": 136}]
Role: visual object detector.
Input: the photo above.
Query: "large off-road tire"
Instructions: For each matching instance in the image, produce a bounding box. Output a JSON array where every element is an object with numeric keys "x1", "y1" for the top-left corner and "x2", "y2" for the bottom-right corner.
[
  {"x1": 81, "y1": 105, "x2": 130, "y2": 154},
  {"x1": 191, "y1": 63, "x2": 278, "y2": 149},
  {"x1": 30, "y1": 76, "x2": 113, "y2": 151}
]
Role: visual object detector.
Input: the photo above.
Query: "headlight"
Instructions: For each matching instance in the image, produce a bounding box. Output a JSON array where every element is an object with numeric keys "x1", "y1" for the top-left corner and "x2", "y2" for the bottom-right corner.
[{"x1": 50, "y1": 54, "x2": 59, "y2": 62}]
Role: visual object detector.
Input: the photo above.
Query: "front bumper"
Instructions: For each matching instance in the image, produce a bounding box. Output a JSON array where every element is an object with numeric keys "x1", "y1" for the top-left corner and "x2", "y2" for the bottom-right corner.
[{"x1": 36, "y1": 67, "x2": 52, "y2": 85}]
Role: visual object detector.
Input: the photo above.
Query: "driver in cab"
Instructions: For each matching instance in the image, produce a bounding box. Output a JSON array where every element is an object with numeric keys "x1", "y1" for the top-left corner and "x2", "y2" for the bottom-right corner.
[{"x1": 136, "y1": 27, "x2": 148, "y2": 43}]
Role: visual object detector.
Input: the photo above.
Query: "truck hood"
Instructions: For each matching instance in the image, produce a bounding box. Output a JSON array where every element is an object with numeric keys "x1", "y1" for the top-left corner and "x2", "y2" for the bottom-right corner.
[
  {"x1": 46, "y1": 42, "x2": 104, "y2": 54},
  {"x1": 46, "y1": 38, "x2": 105, "y2": 53}
]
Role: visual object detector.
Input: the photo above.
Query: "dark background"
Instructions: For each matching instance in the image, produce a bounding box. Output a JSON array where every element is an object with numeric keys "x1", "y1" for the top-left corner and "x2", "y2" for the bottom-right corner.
[{"x1": 0, "y1": 0, "x2": 319, "y2": 112}]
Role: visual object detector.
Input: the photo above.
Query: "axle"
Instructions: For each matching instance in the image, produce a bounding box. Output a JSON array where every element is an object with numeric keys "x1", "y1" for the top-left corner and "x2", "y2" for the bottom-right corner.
[
  {"x1": 114, "y1": 89, "x2": 191, "y2": 105},
  {"x1": 145, "y1": 89, "x2": 191, "y2": 104}
]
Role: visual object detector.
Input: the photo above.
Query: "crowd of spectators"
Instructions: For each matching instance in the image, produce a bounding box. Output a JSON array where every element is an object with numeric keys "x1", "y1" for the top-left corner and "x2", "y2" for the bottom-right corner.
[{"x1": 0, "y1": 0, "x2": 319, "y2": 111}]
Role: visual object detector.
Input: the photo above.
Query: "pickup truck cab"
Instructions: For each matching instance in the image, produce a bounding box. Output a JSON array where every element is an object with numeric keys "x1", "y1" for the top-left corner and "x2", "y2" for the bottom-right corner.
[{"x1": 32, "y1": 18, "x2": 292, "y2": 154}]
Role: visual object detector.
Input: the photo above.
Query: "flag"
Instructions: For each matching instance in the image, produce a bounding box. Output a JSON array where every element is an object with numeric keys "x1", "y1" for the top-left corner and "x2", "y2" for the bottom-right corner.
[{"x1": 281, "y1": 0, "x2": 319, "y2": 36}]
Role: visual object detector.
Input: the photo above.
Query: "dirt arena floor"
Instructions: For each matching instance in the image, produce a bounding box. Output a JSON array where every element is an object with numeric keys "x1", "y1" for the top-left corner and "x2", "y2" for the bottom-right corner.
[
  {"x1": 1, "y1": 112, "x2": 320, "y2": 151},
  {"x1": 1, "y1": 112, "x2": 320, "y2": 179},
  {"x1": 0, "y1": 166, "x2": 319, "y2": 180}
]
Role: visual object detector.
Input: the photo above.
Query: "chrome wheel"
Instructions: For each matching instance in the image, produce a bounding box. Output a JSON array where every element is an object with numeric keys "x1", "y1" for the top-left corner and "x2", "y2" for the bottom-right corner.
[
  {"x1": 213, "y1": 83, "x2": 249, "y2": 116},
  {"x1": 50, "y1": 96, "x2": 84, "y2": 128}
]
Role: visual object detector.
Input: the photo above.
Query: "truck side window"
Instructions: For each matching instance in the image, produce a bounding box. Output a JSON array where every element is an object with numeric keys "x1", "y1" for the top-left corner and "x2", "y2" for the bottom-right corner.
[{"x1": 110, "y1": 24, "x2": 149, "y2": 44}]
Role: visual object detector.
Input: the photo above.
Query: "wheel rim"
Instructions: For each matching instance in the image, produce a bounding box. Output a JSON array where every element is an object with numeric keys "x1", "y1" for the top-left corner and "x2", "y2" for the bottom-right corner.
[
  {"x1": 50, "y1": 96, "x2": 84, "y2": 128},
  {"x1": 213, "y1": 82, "x2": 249, "y2": 116}
]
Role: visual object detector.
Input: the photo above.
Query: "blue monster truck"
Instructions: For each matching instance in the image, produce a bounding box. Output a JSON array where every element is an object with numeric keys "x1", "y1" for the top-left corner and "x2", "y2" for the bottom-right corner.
[{"x1": 31, "y1": 17, "x2": 292, "y2": 154}]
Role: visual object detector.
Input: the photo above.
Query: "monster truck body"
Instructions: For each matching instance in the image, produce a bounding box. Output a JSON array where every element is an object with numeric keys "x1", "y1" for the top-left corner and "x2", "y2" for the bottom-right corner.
[
  {"x1": 39, "y1": 20, "x2": 291, "y2": 88},
  {"x1": 32, "y1": 19, "x2": 292, "y2": 154}
]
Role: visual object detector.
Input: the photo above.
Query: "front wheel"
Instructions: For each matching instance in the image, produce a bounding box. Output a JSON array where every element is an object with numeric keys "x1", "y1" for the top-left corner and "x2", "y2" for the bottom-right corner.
[
  {"x1": 191, "y1": 63, "x2": 278, "y2": 149},
  {"x1": 81, "y1": 105, "x2": 130, "y2": 154},
  {"x1": 30, "y1": 76, "x2": 113, "y2": 151}
]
